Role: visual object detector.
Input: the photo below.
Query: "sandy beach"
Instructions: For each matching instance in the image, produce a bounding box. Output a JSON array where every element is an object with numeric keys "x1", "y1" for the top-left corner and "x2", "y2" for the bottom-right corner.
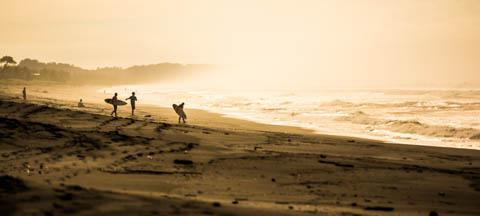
[
  {"x1": 0, "y1": 82, "x2": 478, "y2": 216},
  {"x1": 3, "y1": 1, "x2": 480, "y2": 214}
]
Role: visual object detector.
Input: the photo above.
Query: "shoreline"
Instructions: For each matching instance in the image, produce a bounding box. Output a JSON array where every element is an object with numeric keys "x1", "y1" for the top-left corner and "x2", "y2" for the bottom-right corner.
[
  {"x1": 3, "y1": 82, "x2": 480, "y2": 151},
  {"x1": 1, "y1": 89, "x2": 475, "y2": 152},
  {"x1": 2, "y1": 80, "x2": 479, "y2": 151}
]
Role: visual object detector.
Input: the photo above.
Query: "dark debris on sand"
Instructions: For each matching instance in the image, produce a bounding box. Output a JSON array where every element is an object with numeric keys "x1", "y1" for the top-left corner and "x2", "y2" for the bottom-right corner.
[
  {"x1": 174, "y1": 159, "x2": 194, "y2": 165},
  {"x1": 156, "y1": 123, "x2": 172, "y2": 132},
  {"x1": 0, "y1": 175, "x2": 29, "y2": 193},
  {"x1": 364, "y1": 206, "x2": 394, "y2": 211},
  {"x1": 65, "y1": 134, "x2": 102, "y2": 149}
]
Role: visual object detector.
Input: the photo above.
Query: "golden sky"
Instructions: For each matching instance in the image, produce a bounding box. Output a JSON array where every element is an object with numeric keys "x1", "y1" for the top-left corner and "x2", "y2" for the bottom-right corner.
[{"x1": 1, "y1": 0, "x2": 479, "y2": 89}]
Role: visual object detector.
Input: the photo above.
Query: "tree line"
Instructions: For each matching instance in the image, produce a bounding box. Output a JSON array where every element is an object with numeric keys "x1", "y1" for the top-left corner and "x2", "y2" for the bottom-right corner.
[{"x1": 0, "y1": 56, "x2": 215, "y2": 84}]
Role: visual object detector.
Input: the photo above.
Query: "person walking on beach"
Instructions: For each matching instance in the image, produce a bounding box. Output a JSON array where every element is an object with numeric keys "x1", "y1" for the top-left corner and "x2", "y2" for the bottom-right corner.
[
  {"x1": 22, "y1": 87, "x2": 26, "y2": 100},
  {"x1": 125, "y1": 92, "x2": 137, "y2": 115},
  {"x1": 110, "y1": 93, "x2": 118, "y2": 117},
  {"x1": 173, "y1": 102, "x2": 187, "y2": 124}
]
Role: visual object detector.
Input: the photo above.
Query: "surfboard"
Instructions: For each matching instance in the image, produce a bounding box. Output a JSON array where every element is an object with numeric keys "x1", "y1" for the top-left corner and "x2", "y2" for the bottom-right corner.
[
  {"x1": 172, "y1": 104, "x2": 187, "y2": 119},
  {"x1": 105, "y1": 98, "x2": 127, "y2": 106}
]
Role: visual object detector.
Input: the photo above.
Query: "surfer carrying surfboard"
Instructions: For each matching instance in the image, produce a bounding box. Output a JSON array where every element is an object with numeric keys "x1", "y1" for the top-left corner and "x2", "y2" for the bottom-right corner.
[
  {"x1": 125, "y1": 92, "x2": 137, "y2": 115},
  {"x1": 104, "y1": 93, "x2": 127, "y2": 117},
  {"x1": 172, "y1": 102, "x2": 187, "y2": 124},
  {"x1": 110, "y1": 93, "x2": 119, "y2": 117}
]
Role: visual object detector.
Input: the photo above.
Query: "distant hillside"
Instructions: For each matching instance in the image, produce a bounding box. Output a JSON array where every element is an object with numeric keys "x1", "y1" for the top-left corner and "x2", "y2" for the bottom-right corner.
[{"x1": 0, "y1": 58, "x2": 216, "y2": 84}]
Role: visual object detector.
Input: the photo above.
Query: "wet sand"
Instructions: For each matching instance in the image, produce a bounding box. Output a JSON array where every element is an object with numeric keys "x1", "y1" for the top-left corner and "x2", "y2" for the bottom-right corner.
[{"x1": 0, "y1": 84, "x2": 479, "y2": 215}]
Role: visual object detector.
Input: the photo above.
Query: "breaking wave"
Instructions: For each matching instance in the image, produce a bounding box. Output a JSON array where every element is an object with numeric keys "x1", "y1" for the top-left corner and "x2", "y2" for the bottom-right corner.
[
  {"x1": 322, "y1": 100, "x2": 480, "y2": 111},
  {"x1": 338, "y1": 111, "x2": 480, "y2": 140}
]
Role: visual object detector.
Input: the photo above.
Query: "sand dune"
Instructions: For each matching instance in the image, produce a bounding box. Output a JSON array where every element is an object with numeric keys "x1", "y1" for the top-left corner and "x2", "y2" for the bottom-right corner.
[{"x1": 0, "y1": 95, "x2": 479, "y2": 215}]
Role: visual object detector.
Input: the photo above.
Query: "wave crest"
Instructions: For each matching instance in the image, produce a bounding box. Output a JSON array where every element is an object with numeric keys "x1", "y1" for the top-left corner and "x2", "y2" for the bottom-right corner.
[{"x1": 338, "y1": 111, "x2": 480, "y2": 140}]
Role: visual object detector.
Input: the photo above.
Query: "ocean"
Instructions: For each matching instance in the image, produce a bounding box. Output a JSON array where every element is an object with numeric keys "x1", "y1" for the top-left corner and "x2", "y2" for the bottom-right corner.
[{"x1": 100, "y1": 84, "x2": 480, "y2": 150}]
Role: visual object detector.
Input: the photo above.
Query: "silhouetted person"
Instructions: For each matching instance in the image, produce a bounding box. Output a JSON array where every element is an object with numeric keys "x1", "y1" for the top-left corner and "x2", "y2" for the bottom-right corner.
[
  {"x1": 110, "y1": 93, "x2": 118, "y2": 117},
  {"x1": 173, "y1": 102, "x2": 187, "y2": 124},
  {"x1": 78, "y1": 99, "x2": 85, "y2": 107},
  {"x1": 22, "y1": 87, "x2": 26, "y2": 100},
  {"x1": 125, "y1": 92, "x2": 137, "y2": 115}
]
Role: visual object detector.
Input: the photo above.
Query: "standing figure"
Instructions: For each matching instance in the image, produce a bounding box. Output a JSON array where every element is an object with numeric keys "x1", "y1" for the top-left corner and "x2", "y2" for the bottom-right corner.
[
  {"x1": 172, "y1": 102, "x2": 187, "y2": 124},
  {"x1": 22, "y1": 87, "x2": 27, "y2": 100},
  {"x1": 110, "y1": 93, "x2": 118, "y2": 117},
  {"x1": 125, "y1": 92, "x2": 137, "y2": 115}
]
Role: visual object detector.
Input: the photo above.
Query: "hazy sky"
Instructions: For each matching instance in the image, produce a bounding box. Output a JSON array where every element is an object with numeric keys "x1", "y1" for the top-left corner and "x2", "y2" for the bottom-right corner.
[{"x1": 1, "y1": 0, "x2": 479, "y2": 89}]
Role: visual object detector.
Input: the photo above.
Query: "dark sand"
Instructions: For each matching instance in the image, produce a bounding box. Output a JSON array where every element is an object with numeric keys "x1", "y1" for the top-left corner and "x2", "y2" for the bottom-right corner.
[{"x1": 0, "y1": 84, "x2": 479, "y2": 215}]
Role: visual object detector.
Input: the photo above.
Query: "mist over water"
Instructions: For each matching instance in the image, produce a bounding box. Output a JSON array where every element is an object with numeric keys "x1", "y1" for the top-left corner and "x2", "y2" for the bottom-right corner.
[{"x1": 102, "y1": 84, "x2": 480, "y2": 150}]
